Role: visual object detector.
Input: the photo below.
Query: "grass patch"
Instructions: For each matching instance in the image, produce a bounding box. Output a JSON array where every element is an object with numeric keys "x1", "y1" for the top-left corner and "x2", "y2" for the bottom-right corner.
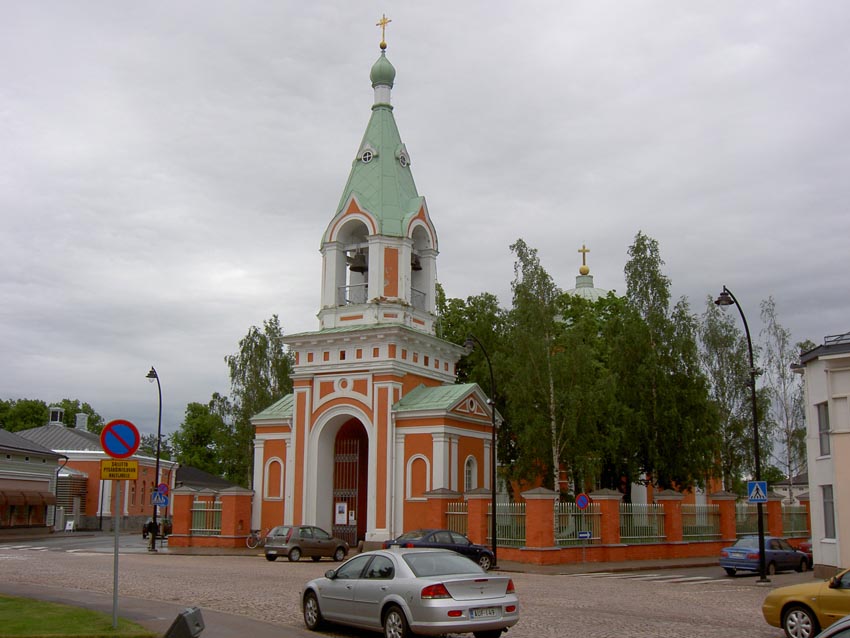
[{"x1": 0, "y1": 595, "x2": 157, "y2": 638}]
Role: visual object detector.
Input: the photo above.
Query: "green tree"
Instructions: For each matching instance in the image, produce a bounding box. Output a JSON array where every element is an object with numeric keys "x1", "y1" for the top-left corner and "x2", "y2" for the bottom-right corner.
[
  {"x1": 224, "y1": 315, "x2": 294, "y2": 487},
  {"x1": 170, "y1": 398, "x2": 229, "y2": 475},
  {"x1": 0, "y1": 398, "x2": 48, "y2": 432},
  {"x1": 618, "y1": 231, "x2": 718, "y2": 492},
  {"x1": 139, "y1": 433, "x2": 173, "y2": 461},
  {"x1": 760, "y1": 298, "x2": 809, "y2": 498},
  {"x1": 699, "y1": 297, "x2": 752, "y2": 490}
]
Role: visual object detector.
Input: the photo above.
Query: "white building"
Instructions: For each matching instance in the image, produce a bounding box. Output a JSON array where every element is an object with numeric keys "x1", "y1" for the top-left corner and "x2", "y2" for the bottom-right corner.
[{"x1": 798, "y1": 331, "x2": 850, "y2": 574}]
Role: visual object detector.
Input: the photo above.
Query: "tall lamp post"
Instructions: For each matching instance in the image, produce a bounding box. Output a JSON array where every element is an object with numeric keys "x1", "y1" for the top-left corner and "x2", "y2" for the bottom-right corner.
[
  {"x1": 464, "y1": 335, "x2": 498, "y2": 569},
  {"x1": 715, "y1": 286, "x2": 768, "y2": 583},
  {"x1": 146, "y1": 366, "x2": 162, "y2": 552}
]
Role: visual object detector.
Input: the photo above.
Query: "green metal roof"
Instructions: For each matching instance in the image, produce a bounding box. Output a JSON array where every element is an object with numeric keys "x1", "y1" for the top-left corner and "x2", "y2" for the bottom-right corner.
[
  {"x1": 336, "y1": 52, "x2": 423, "y2": 237},
  {"x1": 393, "y1": 383, "x2": 478, "y2": 412},
  {"x1": 252, "y1": 393, "x2": 294, "y2": 421}
]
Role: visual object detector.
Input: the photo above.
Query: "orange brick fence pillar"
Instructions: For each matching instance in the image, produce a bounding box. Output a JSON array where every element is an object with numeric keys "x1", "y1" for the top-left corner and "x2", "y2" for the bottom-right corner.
[
  {"x1": 168, "y1": 487, "x2": 196, "y2": 548},
  {"x1": 767, "y1": 492, "x2": 784, "y2": 538},
  {"x1": 465, "y1": 488, "x2": 491, "y2": 546},
  {"x1": 654, "y1": 489, "x2": 684, "y2": 542},
  {"x1": 521, "y1": 487, "x2": 557, "y2": 548},
  {"x1": 590, "y1": 488, "x2": 623, "y2": 545},
  {"x1": 424, "y1": 488, "x2": 461, "y2": 530},
  {"x1": 710, "y1": 491, "x2": 738, "y2": 541},
  {"x1": 219, "y1": 486, "x2": 255, "y2": 548}
]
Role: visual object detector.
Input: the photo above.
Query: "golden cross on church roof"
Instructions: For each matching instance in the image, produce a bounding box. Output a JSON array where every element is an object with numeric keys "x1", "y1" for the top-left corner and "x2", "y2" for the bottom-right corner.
[
  {"x1": 578, "y1": 244, "x2": 590, "y2": 275},
  {"x1": 376, "y1": 14, "x2": 392, "y2": 50}
]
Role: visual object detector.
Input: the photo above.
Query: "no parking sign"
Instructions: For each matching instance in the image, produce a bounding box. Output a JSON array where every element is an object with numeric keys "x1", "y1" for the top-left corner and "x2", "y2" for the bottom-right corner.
[{"x1": 100, "y1": 420, "x2": 141, "y2": 459}]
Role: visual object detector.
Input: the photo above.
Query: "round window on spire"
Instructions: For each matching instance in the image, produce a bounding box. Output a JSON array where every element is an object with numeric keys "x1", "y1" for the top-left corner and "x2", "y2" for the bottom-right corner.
[
  {"x1": 399, "y1": 154, "x2": 408, "y2": 167},
  {"x1": 361, "y1": 150, "x2": 373, "y2": 164}
]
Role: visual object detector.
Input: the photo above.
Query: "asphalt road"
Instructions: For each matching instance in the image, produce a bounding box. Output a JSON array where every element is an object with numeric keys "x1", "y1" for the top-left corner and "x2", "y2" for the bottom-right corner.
[{"x1": 0, "y1": 533, "x2": 805, "y2": 638}]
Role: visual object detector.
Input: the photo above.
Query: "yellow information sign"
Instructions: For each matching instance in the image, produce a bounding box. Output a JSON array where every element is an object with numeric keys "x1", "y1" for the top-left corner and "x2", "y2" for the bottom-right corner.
[{"x1": 101, "y1": 459, "x2": 138, "y2": 480}]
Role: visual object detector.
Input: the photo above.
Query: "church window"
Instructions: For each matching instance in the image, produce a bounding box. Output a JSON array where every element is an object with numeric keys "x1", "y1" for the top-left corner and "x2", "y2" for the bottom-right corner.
[
  {"x1": 464, "y1": 456, "x2": 478, "y2": 492},
  {"x1": 373, "y1": 347, "x2": 380, "y2": 358},
  {"x1": 356, "y1": 348, "x2": 363, "y2": 359},
  {"x1": 361, "y1": 150, "x2": 373, "y2": 163},
  {"x1": 264, "y1": 459, "x2": 284, "y2": 499},
  {"x1": 340, "y1": 350, "x2": 346, "y2": 361},
  {"x1": 423, "y1": 356, "x2": 429, "y2": 367}
]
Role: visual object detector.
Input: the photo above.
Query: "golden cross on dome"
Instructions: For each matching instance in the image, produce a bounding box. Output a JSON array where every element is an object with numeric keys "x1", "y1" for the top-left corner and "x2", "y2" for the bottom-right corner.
[
  {"x1": 376, "y1": 14, "x2": 392, "y2": 50},
  {"x1": 578, "y1": 244, "x2": 590, "y2": 266}
]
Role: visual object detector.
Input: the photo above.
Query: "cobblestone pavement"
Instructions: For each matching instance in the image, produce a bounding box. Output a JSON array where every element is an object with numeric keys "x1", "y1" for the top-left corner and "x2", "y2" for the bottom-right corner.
[{"x1": 0, "y1": 545, "x2": 787, "y2": 638}]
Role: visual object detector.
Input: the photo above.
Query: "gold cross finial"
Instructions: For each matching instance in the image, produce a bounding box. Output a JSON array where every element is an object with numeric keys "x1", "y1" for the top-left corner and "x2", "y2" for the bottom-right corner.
[
  {"x1": 578, "y1": 244, "x2": 590, "y2": 275},
  {"x1": 376, "y1": 14, "x2": 392, "y2": 50}
]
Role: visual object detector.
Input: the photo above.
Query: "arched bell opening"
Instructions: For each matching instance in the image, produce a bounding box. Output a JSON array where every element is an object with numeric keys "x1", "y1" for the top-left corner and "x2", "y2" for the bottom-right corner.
[
  {"x1": 410, "y1": 225, "x2": 431, "y2": 311},
  {"x1": 336, "y1": 219, "x2": 370, "y2": 306}
]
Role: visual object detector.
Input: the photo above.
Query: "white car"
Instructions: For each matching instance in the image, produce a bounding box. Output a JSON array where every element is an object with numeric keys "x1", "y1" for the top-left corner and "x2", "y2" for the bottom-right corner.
[{"x1": 301, "y1": 547, "x2": 519, "y2": 638}]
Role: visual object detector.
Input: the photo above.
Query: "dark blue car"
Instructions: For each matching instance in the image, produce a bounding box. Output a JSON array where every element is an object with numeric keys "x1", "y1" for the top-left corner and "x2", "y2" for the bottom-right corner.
[
  {"x1": 382, "y1": 528, "x2": 495, "y2": 570},
  {"x1": 720, "y1": 535, "x2": 810, "y2": 576}
]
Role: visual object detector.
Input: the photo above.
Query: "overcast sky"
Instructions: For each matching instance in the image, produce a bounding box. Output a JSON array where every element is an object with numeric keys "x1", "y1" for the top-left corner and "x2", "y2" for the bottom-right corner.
[{"x1": 2, "y1": 2, "x2": 848, "y2": 439}]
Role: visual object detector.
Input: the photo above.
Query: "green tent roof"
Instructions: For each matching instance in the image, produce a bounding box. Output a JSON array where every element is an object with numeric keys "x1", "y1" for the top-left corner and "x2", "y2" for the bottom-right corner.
[
  {"x1": 252, "y1": 394, "x2": 294, "y2": 421},
  {"x1": 336, "y1": 51, "x2": 423, "y2": 237},
  {"x1": 393, "y1": 383, "x2": 479, "y2": 412}
]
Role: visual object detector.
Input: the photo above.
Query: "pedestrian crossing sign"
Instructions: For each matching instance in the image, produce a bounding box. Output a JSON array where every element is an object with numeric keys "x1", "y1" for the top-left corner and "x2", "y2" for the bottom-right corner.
[
  {"x1": 151, "y1": 492, "x2": 169, "y2": 507},
  {"x1": 747, "y1": 480, "x2": 768, "y2": 503}
]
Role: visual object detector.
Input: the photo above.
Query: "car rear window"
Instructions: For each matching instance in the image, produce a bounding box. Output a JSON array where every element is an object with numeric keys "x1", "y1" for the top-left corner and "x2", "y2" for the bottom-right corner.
[
  {"x1": 403, "y1": 552, "x2": 482, "y2": 577},
  {"x1": 733, "y1": 537, "x2": 759, "y2": 549},
  {"x1": 270, "y1": 526, "x2": 292, "y2": 538},
  {"x1": 397, "y1": 530, "x2": 428, "y2": 541}
]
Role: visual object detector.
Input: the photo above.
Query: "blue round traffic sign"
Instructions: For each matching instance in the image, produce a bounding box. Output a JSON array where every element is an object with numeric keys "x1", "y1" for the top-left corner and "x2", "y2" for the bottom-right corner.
[
  {"x1": 576, "y1": 493, "x2": 590, "y2": 510},
  {"x1": 100, "y1": 419, "x2": 141, "y2": 459}
]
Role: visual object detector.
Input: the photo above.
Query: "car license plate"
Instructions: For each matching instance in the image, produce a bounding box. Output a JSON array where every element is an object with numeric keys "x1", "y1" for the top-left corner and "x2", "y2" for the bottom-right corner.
[
  {"x1": 731, "y1": 552, "x2": 745, "y2": 559},
  {"x1": 268, "y1": 550, "x2": 277, "y2": 555},
  {"x1": 471, "y1": 607, "x2": 499, "y2": 619}
]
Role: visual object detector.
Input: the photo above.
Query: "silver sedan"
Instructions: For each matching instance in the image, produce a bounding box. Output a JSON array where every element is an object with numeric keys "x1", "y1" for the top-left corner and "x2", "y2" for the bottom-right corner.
[{"x1": 301, "y1": 547, "x2": 519, "y2": 638}]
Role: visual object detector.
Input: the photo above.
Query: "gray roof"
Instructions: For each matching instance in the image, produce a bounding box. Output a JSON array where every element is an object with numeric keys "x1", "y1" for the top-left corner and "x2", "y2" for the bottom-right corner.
[
  {"x1": 176, "y1": 465, "x2": 241, "y2": 491},
  {"x1": 0, "y1": 428, "x2": 62, "y2": 458},
  {"x1": 15, "y1": 424, "x2": 102, "y2": 452}
]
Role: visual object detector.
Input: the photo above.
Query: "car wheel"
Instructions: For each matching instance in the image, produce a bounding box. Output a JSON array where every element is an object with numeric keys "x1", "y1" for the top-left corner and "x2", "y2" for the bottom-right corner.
[
  {"x1": 303, "y1": 591, "x2": 324, "y2": 631},
  {"x1": 478, "y1": 554, "x2": 492, "y2": 571},
  {"x1": 311, "y1": 556, "x2": 321, "y2": 562},
  {"x1": 783, "y1": 605, "x2": 819, "y2": 638},
  {"x1": 383, "y1": 605, "x2": 411, "y2": 638},
  {"x1": 797, "y1": 559, "x2": 808, "y2": 573},
  {"x1": 334, "y1": 547, "x2": 346, "y2": 562},
  {"x1": 724, "y1": 568, "x2": 736, "y2": 576},
  {"x1": 767, "y1": 561, "x2": 777, "y2": 576},
  {"x1": 288, "y1": 547, "x2": 302, "y2": 562},
  {"x1": 474, "y1": 631, "x2": 503, "y2": 638},
  {"x1": 265, "y1": 554, "x2": 277, "y2": 562}
]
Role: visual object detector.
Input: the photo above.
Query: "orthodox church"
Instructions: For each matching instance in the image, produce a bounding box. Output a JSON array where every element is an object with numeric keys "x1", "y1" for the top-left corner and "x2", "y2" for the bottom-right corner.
[{"x1": 250, "y1": 30, "x2": 495, "y2": 546}]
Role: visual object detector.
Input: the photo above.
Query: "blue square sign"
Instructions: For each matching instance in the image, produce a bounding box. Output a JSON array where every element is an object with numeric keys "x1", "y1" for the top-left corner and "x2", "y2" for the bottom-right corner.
[{"x1": 747, "y1": 481, "x2": 768, "y2": 503}]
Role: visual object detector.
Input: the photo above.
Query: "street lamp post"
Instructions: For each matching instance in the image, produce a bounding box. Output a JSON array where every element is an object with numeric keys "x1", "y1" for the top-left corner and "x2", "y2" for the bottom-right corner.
[
  {"x1": 464, "y1": 335, "x2": 498, "y2": 569},
  {"x1": 715, "y1": 285, "x2": 769, "y2": 583},
  {"x1": 146, "y1": 366, "x2": 162, "y2": 552}
]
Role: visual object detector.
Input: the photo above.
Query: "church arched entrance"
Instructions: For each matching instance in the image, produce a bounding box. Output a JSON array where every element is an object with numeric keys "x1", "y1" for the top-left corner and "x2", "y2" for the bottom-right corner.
[{"x1": 331, "y1": 419, "x2": 368, "y2": 546}]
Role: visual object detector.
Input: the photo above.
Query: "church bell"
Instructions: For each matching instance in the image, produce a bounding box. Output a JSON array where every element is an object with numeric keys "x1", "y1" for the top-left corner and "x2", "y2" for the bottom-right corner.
[
  {"x1": 348, "y1": 251, "x2": 368, "y2": 273},
  {"x1": 411, "y1": 253, "x2": 422, "y2": 271}
]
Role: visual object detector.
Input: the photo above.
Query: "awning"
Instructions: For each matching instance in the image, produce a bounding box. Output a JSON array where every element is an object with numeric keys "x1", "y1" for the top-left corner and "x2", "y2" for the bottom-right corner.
[
  {"x1": 19, "y1": 491, "x2": 57, "y2": 506},
  {"x1": 0, "y1": 490, "x2": 56, "y2": 506},
  {"x1": 0, "y1": 491, "x2": 27, "y2": 506}
]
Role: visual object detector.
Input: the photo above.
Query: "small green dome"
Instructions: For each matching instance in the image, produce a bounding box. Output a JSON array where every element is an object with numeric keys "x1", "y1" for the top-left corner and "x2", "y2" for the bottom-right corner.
[{"x1": 370, "y1": 52, "x2": 396, "y2": 87}]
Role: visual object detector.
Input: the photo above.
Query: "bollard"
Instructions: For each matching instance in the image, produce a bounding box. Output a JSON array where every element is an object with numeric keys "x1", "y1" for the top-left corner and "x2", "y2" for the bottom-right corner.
[{"x1": 164, "y1": 607, "x2": 204, "y2": 638}]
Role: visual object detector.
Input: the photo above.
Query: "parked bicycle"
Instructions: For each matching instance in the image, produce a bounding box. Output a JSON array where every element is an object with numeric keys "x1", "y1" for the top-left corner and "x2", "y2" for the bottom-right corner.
[{"x1": 246, "y1": 529, "x2": 268, "y2": 549}]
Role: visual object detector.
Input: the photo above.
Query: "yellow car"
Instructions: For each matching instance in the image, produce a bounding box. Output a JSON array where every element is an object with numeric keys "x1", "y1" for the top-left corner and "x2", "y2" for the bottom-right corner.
[{"x1": 762, "y1": 568, "x2": 850, "y2": 638}]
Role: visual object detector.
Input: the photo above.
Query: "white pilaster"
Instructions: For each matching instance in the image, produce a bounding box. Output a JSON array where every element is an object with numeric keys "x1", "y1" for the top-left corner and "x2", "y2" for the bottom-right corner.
[
  {"x1": 450, "y1": 435, "x2": 459, "y2": 491},
  {"x1": 432, "y1": 432, "x2": 449, "y2": 490},
  {"x1": 252, "y1": 439, "x2": 264, "y2": 530}
]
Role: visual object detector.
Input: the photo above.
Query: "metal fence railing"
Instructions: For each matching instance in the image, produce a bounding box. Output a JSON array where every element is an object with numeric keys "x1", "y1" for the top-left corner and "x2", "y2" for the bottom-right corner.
[
  {"x1": 488, "y1": 501, "x2": 525, "y2": 548},
  {"x1": 190, "y1": 499, "x2": 222, "y2": 536},
  {"x1": 735, "y1": 503, "x2": 768, "y2": 537},
  {"x1": 556, "y1": 502, "x2": 601, "y2": 546},
  {"x1": 782, "y1": 505, "x2": 809, "y2": 538},
  {"x1": 681, "y1": 504, "x2": 721, "y2": 541},
  {"x1": 620, "y1": 503, "x2": 665, "y2": 544},
  {"x1": 446, "y1": 501, "x2": 468, "y2": 535}
]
